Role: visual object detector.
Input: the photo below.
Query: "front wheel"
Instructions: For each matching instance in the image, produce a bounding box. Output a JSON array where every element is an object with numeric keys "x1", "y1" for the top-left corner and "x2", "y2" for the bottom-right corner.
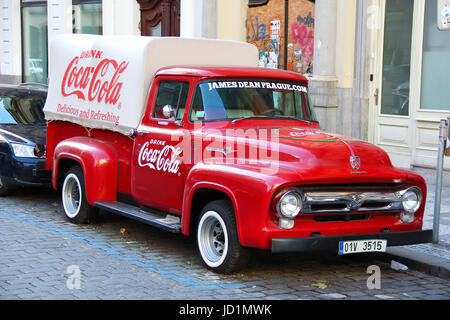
[
  {"x1": 61, "y1": 166, "x2": 97, "y2": 224},
  {"x1": 197, "y1": 200, "x2": 249, "y2": 274}
]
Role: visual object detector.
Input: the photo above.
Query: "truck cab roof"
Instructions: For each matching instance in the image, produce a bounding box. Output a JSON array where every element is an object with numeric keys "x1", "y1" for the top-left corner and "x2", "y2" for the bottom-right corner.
[{"x1": 155, "y1": 66, "x2": 309, "y2": 83}]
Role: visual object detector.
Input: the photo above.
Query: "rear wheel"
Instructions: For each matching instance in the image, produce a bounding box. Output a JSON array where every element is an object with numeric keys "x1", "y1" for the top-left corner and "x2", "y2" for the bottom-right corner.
[
  {"x1": 197, "y1": 200, "x2": 248, "y2": 274},
  {"x1": 61, "y1": 166, "x2": 97, "y2": 223}
]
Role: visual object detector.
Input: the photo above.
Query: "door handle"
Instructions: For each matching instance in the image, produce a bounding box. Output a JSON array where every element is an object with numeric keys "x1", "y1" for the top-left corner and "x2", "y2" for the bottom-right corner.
[
  {"x1": 374, "y1": 88, "x2": 379, "y2": 106},
  {"x1": 137, "y1": 130, "x2": 150, "y2": 136}
]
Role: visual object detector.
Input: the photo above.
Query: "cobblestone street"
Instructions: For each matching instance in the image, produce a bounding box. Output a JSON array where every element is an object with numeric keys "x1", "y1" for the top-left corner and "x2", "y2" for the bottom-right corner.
[{"x1": 1, "y1": 187, "x2": 449, "y2": 301}]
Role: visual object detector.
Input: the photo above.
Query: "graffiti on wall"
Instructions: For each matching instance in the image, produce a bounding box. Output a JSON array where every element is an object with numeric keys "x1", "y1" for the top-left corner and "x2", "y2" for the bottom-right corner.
[
  {"x1": 297, "y1": 11, "x2": 314, "y2": 28},
  {"x1": 289, "y1": 12, "x2": 314, "y2": 74},
  {"x1": 248, "y1": 15, "x2": 280, "y2": 68},
  {"x1": 248, "y1": 15, "x2": 270, "y2": 41},
  {"x1": 246, "y1": 0, "x2": 315, "y2": 75}
]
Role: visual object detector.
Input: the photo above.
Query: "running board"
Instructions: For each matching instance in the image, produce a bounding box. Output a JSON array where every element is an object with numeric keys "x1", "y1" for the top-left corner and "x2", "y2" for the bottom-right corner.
[{"x1": 94, "y1": 201, "x2": 181, "y2": 233}]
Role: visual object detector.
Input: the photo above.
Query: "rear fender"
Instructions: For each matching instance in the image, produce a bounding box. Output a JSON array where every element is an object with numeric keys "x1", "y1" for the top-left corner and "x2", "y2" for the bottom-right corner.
[{"x1": 53, "y1": 137, "x2": 118, "y2": 205}]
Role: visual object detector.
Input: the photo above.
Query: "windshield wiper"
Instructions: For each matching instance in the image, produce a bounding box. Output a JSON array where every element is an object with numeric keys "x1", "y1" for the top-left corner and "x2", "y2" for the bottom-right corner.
[
  {"x1": 272, "y1": 115, "x2": 301, "y2": 121},
  {"x1": 231, "y1": 115, "x2": 315, "y2": 124},
  {"x1": 231, "y1": 116, "x2": 272, "y2": 124},
  {"x1": 273, "y1": 115, "x2": 316, "y2": 123}
]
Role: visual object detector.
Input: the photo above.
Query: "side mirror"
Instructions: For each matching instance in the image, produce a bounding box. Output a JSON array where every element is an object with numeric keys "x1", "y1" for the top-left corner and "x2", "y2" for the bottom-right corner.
[
  {"x1": 127, "y1": 128, "x2": 137, "y2": 138},
  {"x1": 162, "y1": 104, "x2": 174, "y2": 119}
]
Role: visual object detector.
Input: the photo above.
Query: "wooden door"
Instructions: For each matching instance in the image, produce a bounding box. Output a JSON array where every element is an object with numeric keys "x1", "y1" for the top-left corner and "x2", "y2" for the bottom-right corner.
[
  {"x1": 371, "y1": 0, "x2": 415, "y2": 168},
  {"x1": 137, "y1": 0, "x2": 180, "y2": 36}
]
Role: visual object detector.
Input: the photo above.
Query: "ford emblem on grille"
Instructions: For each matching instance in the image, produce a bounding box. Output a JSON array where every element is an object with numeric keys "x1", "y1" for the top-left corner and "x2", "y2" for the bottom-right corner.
[
  {"x1": 350, "y1": 156, "x2": 361, "y2": 170},
  {"x1": 348, "y1": 195, "x2": 361, "y2": 211}
]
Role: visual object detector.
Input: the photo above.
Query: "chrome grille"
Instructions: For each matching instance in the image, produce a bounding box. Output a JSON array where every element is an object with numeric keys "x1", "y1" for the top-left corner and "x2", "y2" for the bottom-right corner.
[{"x1": 301, "y1": 191, "x2": 403, "y2": 214}]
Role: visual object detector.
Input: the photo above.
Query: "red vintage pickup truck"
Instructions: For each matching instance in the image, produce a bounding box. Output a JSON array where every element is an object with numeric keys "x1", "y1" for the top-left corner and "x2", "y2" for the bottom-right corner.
[{"x1": 43, "y1": 35, "x2": 432, "y2": 273}]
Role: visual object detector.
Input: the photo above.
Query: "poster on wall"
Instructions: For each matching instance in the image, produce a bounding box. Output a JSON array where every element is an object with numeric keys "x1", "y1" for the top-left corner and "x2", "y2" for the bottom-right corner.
[
  {"x1": 438, "y1": 0, "x2": 450, "y2": 30},
  {"x1": 265, "y1": 20, "x2": 281, "y2": 69},
  {"x1": 288, "y1": 5, "x2": 314, "y2": 76},
  {"x1": 246, "y1": 0, "x2": 315, "y2": 76}
]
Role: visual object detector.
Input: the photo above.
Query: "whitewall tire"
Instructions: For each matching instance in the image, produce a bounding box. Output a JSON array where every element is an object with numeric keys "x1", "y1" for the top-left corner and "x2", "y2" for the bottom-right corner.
[
  {"x1": 196, "y1": 200, "x2": 249, "y2": 273},
  {"x1": 61, "y1": 166, "x2": 97, "y2": 224}
]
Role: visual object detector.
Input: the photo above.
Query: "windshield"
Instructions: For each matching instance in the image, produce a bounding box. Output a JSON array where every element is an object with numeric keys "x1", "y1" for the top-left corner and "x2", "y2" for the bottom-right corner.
[
  {"x1": 189, "y1": 79, "x2": 317, "y2": 123},
  {"x1": 0, "y1": 94, "x2": 46, "y2": 125}
]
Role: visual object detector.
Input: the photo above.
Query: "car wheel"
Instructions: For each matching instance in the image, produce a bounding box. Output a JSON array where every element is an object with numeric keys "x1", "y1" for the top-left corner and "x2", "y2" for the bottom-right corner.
[
  {"x1": 197, "y1": 200, "x2": 249, "y2": 274},
  {"x1": 0, "y1": 176, "x2": 12, "y2": 196},
  {"x1": 61, "y1": 166, "x2": 97, "y2": 224}
]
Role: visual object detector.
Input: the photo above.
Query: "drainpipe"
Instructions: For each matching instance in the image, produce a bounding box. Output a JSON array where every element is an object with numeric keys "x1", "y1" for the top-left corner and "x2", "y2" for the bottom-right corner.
[{"x1": 433, "y1": 118, "x2": 449, "y2": 244}]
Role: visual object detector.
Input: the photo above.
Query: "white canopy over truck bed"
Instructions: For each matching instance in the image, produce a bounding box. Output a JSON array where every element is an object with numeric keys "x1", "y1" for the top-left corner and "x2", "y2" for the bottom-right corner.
[{"x1": 43, "y1": 34, "x2": 258, "y2": 135}]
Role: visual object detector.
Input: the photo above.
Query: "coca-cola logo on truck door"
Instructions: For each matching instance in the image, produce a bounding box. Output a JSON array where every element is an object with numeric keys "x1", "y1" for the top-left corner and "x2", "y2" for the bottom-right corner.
[
  {"x1": 61, "y1": 50, "x2": 129, "y2": 105},
  {"x1": 138, "y1": 140, "x2": 182, "y2": 175}
]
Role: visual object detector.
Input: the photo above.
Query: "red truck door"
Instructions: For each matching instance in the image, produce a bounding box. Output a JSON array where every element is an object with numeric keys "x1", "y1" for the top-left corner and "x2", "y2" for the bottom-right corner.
[{"x1": 131, "y1": 78, "x2": 191, "y2": 215}]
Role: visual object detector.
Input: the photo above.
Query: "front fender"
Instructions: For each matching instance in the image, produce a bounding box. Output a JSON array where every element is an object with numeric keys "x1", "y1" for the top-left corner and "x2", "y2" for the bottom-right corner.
[
  {"x1": 53, "y1": 136, "x2": 118, "y2": 205},
  {"x1": 182, "y1": 163, "x2": 283, "y2": 248}
]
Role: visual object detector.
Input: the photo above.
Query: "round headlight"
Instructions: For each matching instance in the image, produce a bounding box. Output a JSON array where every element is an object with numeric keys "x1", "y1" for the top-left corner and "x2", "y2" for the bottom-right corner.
[
  {"x1": 401, "y1": 187, "x2": 422, "y2": 214},
  {"x1": 277, "y1": 191, "x2": 302, "y2": 218}
]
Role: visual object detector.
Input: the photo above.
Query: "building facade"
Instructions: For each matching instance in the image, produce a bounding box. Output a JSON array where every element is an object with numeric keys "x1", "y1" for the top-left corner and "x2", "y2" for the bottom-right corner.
[
  {"x1": 311, "y1": 0, "x2": 450, "y2": 169},
  {"x1": 0, "y1": 0, "x2": 250, "y2": 84},
  {"x1": 1, "y1": 0, "x2": 111, "y2": 84},
  {"x1": 1, "y1": 0, "x2": 448, "y2": 169},
  {"x1": 246, "y1": 0, "x2": 315, "y2": 74},
  {"x1": 1, "y1": 0, "x2": 313, "y2": 83}
]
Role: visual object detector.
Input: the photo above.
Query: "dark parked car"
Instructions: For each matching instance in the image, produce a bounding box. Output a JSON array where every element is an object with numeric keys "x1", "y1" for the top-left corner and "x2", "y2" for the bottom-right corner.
[{"x1": 0, "y1": 83, "x2": 50, "y2": 195}]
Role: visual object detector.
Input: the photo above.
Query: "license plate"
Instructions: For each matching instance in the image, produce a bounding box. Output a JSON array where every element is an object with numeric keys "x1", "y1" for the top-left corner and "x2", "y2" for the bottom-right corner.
[{"x1": 338, "y1": 239, "x2": 387, "y2": 255}]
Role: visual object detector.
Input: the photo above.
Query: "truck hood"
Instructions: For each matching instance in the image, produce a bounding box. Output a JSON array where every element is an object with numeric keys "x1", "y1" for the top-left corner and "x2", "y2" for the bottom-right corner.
[{"x1": 200, "y1": 124, "x2": 407, "y2": 183}]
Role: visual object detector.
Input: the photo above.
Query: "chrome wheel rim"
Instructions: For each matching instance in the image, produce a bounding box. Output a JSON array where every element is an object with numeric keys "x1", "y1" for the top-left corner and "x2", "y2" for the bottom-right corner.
[
  {"x1": 197, "y1": 211, "x2": 228, "y2": 268},
  {"x1": 62, "y1": 173, "x2": 82, "y2": 218}
]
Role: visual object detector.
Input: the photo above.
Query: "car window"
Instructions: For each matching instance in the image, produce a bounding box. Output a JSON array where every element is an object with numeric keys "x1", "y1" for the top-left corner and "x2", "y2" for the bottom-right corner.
[
  {"x1": 0, "y1": 94, "x2": 46, "y2": 125},
  {"x1": 152, "y1": 81, "x2": 189, "y2": 121}
]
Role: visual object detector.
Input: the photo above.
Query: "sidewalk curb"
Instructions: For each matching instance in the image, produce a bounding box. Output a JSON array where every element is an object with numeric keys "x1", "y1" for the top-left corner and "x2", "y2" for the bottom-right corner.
[{"x1": 379, "y1": 247, "x2": 450, "y2": 279}]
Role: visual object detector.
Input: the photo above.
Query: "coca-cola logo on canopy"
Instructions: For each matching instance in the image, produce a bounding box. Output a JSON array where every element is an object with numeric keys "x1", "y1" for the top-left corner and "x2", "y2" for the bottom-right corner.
[{"x1": 61, "y1": 50, "x2": 129, "y2": 105}]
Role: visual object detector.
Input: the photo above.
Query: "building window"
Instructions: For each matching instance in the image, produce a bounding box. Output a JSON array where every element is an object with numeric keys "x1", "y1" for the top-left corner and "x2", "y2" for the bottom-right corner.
[
  {"x1": 380, "y1": 0, "x2": 413, "y2": 116},
  {"x1": 73, "y1": 0, "x2": 102, "y2": 35},
  {"x1": 420, "y1": 0, "x2": 450, "y2": 111},
  {"x1": 21, "y1": 0, "x2": 48, "y2": 84}
]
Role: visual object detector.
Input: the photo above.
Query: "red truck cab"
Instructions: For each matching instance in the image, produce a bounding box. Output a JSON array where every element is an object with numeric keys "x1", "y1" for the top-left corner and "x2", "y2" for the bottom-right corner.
[{"x1": 44, "y1": 35, "x2": 432, "y2": 273}]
